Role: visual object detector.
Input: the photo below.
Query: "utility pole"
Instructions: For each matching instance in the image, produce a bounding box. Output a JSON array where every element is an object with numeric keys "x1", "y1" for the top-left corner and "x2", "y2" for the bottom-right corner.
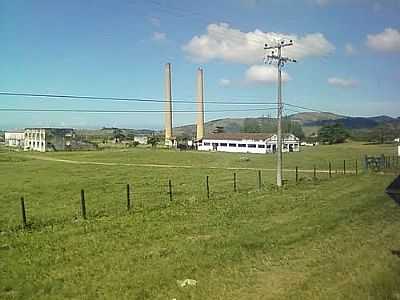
[{"x1": 264, "y1": 40, "x2": 296, "y2": 187}]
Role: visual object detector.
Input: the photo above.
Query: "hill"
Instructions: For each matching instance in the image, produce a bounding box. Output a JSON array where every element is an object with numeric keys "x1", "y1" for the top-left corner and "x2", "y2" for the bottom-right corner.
[{"x1": 174, "y1": 112, "x2": 400, "y2": 138}]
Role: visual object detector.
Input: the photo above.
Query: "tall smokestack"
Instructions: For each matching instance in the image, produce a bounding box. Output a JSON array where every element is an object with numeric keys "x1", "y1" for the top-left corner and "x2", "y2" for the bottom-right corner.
[
  {"x1": 164, "y1": 63, "x2": 173, "y2": 142},
  {"x1": 196, "y1": 67, "x2": 205, "y2": 140}
]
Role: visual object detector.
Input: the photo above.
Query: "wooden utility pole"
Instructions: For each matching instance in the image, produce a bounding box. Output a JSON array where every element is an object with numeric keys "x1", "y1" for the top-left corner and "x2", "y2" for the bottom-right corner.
[{"x1": 265, "y1": 40, "x2": 296, "y2": 187}]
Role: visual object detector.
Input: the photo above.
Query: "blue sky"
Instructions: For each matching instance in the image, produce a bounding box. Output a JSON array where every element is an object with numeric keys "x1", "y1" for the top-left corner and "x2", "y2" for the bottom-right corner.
[{"x1": 1, "y1": 0, "x2": 400, "y2": 129}]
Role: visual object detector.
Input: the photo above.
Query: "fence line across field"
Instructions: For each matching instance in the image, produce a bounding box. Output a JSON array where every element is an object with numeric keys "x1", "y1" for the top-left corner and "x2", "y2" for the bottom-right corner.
[{"x1": 10, "y1": 155, "x2": 400, "y2": 230}]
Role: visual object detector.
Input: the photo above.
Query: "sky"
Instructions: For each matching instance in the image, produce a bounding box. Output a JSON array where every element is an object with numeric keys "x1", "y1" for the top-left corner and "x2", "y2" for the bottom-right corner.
[{"x1": 1, "y1": 0, "x2": 400, "y2": 130}]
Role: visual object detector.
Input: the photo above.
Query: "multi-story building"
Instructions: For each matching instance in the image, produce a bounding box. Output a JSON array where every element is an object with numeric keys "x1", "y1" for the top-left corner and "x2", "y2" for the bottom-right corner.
[
  {"x1": 24, "y1": 128, "x2": 76, "y2": 152},
  {"x1": 4, "y1": 131, "x2": 25, "y2": 148}
]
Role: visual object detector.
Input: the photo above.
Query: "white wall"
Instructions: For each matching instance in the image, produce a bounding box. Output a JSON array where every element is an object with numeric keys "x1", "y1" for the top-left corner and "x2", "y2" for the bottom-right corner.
[
  {"x1": 198, "y1": 134, "x2": 300, "y2": 154},
  {"x1": 5, "y1": 132, "x2": 25, "y2": 147},
  {"x1": 24, "y1": 129, "x2": 46, "y2": 152},
  {"x1": 198, "y1": 138, "x2": 268, "y2": 154}
]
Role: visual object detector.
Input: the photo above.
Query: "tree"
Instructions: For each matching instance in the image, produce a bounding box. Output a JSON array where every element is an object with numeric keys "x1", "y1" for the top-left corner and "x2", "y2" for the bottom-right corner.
[
  {"x1": 318, "y1": 123, "x2": 349, "y2": 144},
  {"x1": 112, "y1": 128, "x2": 125, "y2": 143},
  {"x1": 147, "y1": 135, "x2": 160, "y2": 148}
]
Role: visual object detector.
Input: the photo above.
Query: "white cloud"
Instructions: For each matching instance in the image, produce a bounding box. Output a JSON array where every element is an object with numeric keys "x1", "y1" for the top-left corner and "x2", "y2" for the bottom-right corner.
[
  {"x1": 328, "y1": 77, "x2": 359, "y2": 88},
  {"x1": 182, "y1": 23, "x2": 335, "y2": 64},
  {"x1": 245, "y1": 65, "x2": 290, "y2": 84},
  {"x1": 152, "y1": 32, "x2": 166, "y2": 41},
  {"x1": 345, "y1": 43, "x2": 357, "y2": 55},
  {"x1": 366, "y1": 28, "x2": 400, "y2": 52},
  {"x1": 148, "y1": 17, "x2": 160, "y2": 27},
  {"x1": 219, "y1": 78, "x2": 231, "y2": 87}
]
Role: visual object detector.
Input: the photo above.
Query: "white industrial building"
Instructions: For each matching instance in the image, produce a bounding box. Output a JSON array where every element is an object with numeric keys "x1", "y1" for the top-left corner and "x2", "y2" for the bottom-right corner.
[
  {"x1": 134, "y1": 135, "x2": 148, "y2": 145},
  {"x1": 4, "y1": 131, "x2": 25, "y2": 148},
  {"x1": 24, "y1": 128, "x2": 76, "y2": 152},
  {"x1": 197, "y1": 133, "x2": 300, "y2": 154}
]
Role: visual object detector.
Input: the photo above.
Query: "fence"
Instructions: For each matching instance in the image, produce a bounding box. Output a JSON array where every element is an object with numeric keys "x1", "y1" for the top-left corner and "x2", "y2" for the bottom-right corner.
[{"x1": 5, "y1": 155, "x2": 400, "y2": 231}]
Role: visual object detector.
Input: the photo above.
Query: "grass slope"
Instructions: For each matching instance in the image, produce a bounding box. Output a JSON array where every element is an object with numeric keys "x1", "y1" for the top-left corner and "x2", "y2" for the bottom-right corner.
[{"x1": 0, "y1": 143, "x2": 399, "y2": 299}]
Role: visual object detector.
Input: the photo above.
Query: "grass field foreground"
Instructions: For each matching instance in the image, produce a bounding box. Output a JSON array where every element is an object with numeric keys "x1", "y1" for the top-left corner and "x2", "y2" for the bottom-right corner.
[{"x1": 0, "y1": 143, "x2": 399, "y2": 299}]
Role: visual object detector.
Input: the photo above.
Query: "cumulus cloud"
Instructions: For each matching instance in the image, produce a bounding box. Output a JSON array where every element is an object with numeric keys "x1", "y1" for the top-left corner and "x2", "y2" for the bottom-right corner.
[
  {"x1": 148, "y1": 16, "x2": 160, "y2": 27},
  {"x1": 366, "y1": 28, "x2": 400, "y2": 52},
  {"x1": 152, "y1": 32, "x2": 166, "y2": 41},
  {"x1": 219, "y1": 78, "x2": 231, "y2": 87},
  {"x1": 245, "y1": 65, "x2": 290, "y2": 84},
  {"x1": 182, "y1": 23, "x2": 335, "y2": 64},
  {"x1": 345, "y1": 43, "x2": 357, "y2": 55},
  {"x1": 328, "y1": 77, "x2": 359, "y2": 88}
]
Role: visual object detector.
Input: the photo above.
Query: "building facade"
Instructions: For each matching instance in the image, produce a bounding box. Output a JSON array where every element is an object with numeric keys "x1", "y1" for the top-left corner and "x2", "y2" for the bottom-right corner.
[
  {"x1": 134, "y1": 135, "x2": 148, "y2": 145},
  {"x1": 24, "y1": 128, "x2": 76, "y2": 152},
  {"x1": 197, "y1": 133, "x2": 300, "y2": 154},
  {"x1": 4, "y1": 132, "x2": 25, "y2": 148}
]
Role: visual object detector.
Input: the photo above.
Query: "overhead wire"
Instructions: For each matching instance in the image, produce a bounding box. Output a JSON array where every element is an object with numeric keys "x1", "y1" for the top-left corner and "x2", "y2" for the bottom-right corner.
[
  {"x1": 0, "y1": 92, "x2": 277, "y2": 106},
  {"x1": 0, "y1": 107, "x2": 277, "y2": 114}
]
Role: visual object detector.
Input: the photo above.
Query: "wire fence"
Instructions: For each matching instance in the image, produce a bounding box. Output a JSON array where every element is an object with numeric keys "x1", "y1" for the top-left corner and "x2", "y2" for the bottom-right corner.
[{"x1": 1, "y1": 155, "x2": 399, "y2": 232}]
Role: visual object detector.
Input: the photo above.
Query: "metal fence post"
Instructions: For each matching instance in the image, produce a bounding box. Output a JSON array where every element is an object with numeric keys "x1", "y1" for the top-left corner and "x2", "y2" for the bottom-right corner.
[{"x1": 80, "y1": 189, "x2": 86, "y2": 220}]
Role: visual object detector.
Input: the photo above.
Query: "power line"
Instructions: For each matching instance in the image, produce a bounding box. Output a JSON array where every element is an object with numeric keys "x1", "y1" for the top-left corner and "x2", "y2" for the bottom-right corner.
[
  {"x1": 0, "y1": 107, "x2": 277, "y2": 114},
  {"x1": 0, "y1": 92, "x2": 277, "y2": 106},
  {"x1": 284, "y1": 102, "x2": 327, "y2": 114}
]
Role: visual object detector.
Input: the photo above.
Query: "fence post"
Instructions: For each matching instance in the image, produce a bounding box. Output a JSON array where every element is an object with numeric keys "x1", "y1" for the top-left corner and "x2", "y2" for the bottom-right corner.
[
  {"x1": 295, "y1": 166, "x2": 298, "y2": 183},
  {"x1": 20, "y1": 197, "x2": 27, "y2": 228},
  {"x1": 233, "y1": 172, "x2": 237, "y2": 192},
  {"x1": 355, "y1": 160, "x2": 358, "y2": 175},
  {"x1": 168, "y1": 179, "x2": 173, "y2": 201},
  {"x1": 206, "y1": 175, "x2": 210, "y2": 199},
  {"x1": 313, "y1": 165, "x2": 317, "y2": 180},
  {"x1": 126, "y1": 184, "x2": 131, "y2": 211},
  {"x1": 343, "y1": 160, "x2": 346, "y2": 175},
  {"x1": 329, "y1": 162, "x2": 332, "y2": 178},
  {"x1": 258, "y1": 170, "x2": 262, "y2": 190},
  {"x1": 80, "y1": 189, "x2": 86, "y2": 220}
]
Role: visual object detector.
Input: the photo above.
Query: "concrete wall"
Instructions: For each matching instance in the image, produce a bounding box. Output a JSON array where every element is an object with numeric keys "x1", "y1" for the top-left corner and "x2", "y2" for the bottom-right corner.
[
  {"x1": 24, "y1": 128, "x2": 75, "y2": 152},
  {"x1": 198, "y1": 138, "x2": 269, "y2": 154},
  {"x1": 134, "y1": 136, "x2": 148, "y2": 145},
  {"x1": 198, "y1": 134, "x2": 300, "y2": 154},
  {"x1": 5, "y1": 132, "x2": 25, "y2": 147},
  {"x1": 24, "y1": 129, "x2": 46, "y2": 152}
]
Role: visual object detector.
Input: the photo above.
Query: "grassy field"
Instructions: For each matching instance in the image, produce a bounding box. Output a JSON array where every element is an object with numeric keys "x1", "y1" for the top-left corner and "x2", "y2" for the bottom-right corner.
[{"x1": 0, "y1": 142, "x2": 399, "y2": 299}]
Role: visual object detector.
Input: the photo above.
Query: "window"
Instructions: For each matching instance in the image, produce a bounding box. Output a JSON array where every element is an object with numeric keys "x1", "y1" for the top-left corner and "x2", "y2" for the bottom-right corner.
[
  {"x1": 204, "y1": 142, "x2": 210, "y2": 146},
  {"x1": 258, "y1": 144, "x2": 266, "y2": 148},
  {"x1": 266, "y1": 145, "x2": 271, "y2": 149},
  {"x1": 229, "y1": 143, "x2": 237, "y2": 147},
  {"x1": 248, "y1": 144, "x2": 256, "y2": 148},
  {"x1": 220, "y1": 143, "x2": 227, "y2": 147},
  {"x1": 238, "y1": 144, "x2": 246, "y2": 148}
]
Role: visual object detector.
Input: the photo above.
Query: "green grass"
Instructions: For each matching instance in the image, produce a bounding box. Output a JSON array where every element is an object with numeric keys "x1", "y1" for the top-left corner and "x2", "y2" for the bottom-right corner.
[{"x1": 1, "y1": 142, "x2": 400, "y2": 299}]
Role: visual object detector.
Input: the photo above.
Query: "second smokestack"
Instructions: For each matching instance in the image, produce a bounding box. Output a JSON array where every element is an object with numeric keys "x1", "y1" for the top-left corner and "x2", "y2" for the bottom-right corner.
[
  {"x1": 164, "y1": 63, "x2": 173, "y2": 143},
  {"x1": 196, "y1": 67, "x2": 205, "y2": 141}
]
